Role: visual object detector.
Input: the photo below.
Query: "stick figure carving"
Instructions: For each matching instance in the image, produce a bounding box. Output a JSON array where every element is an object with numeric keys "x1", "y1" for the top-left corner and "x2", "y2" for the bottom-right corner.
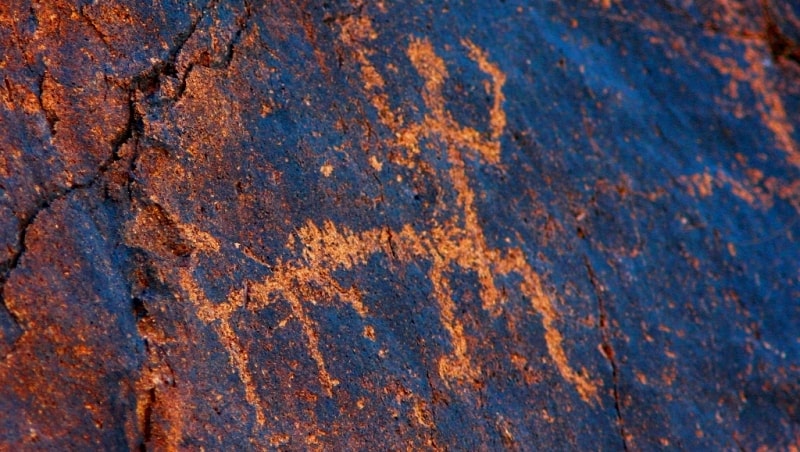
[{"x1": 167, "y1": 15, "x2": 599, "y2": 429}]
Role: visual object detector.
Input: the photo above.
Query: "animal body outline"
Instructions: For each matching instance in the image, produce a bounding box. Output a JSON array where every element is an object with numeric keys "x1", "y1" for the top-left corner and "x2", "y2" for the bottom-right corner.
[{"x1": 166, "y1": 13, "x2": 599, "y2": 430}]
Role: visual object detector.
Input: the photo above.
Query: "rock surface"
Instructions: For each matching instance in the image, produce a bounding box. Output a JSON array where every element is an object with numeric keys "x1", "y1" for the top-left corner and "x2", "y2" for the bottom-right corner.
[{"x1": 1, "y1": 0, "x2": 799, "y2": 449}]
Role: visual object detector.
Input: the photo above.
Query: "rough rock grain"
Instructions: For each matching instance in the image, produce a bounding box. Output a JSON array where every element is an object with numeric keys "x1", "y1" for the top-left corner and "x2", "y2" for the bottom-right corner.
[{"x1": 1, "y1": 0, "x2": 799, "y2": 449}]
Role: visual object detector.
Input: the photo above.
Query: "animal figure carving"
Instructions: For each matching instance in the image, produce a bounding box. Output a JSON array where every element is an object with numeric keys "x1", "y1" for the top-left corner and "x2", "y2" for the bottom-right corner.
[{"x1": 170, "y1": 14, "x2": 599, "y2": 429}]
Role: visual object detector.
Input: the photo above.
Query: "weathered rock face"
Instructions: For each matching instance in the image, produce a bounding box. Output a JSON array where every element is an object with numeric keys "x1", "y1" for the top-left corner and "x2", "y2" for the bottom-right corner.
[{"x1": 1, "y1": 0, "x2": 798, "y2": 449}]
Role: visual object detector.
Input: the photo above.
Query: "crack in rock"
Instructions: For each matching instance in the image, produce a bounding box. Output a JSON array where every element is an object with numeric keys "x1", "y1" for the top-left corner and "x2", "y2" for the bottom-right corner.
[
  {"x1": 0, "y1": 0, "x2": 224, "y2": 335},
  {"x1": 0, "y1": 89, "x2": 141, "y2": 359},
  {"x1": 584, "y1": 256, "x2": 630, "y2": 451}
]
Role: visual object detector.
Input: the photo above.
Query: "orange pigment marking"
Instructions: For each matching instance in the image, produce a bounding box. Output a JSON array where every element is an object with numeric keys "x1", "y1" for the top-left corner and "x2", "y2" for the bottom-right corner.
[
  {"x1": 177, "y1": 268, "x2": 266, "y2": 427},
  {"x1": 169, "y1": 12, "x2": 599, "y2": 411},
  {"x1": 331, "y1": 18, "x2": 597, "y2": 401}
]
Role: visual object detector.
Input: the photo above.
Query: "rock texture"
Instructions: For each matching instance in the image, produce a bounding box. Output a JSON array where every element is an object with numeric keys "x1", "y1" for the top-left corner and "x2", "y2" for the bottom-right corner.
[{"x1": 1, "y1": 0, "x2": 799, "y2": 449}]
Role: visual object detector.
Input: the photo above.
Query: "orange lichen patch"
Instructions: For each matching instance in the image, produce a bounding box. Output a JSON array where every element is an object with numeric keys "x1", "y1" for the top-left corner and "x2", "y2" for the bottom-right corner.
[{"x1": 705, "y1": 45, "x2": 800, "y2": 168}]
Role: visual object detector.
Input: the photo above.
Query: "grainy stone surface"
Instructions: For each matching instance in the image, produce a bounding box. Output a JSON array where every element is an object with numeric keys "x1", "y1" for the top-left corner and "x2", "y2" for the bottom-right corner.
[{"x1": 1, "y1": 0, "x2": 799, "y2": 449}]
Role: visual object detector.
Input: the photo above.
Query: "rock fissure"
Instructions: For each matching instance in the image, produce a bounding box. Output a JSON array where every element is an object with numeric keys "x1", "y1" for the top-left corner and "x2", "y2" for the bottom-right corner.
[
  {"x1": 77, "y1": 6, "x2": 117, "y2": 58},
  {"x1": 175, "y1": 0, "x2": 220, "y2": 67},
  {"x1": 0, "y1": 86, "x2": 142, "y2": 358},
  {"x1": 219, "y1": 0, "x2": 252, "y2": 70},
  {"x1": 584, "y1": 257, "x2": 629, "y2": 451},
  {"x1": 653, "y1": 0, "x2": 799, "y2": 65},
  {"x1": 172, "y1": 0, "x2": 251, "y2": 100},
  {"x1": 0, "y1": 0, "x2": 224, "y2": 309},
  {"x1": 761, "y1": 0, "x2": 800, "y2": 64}
]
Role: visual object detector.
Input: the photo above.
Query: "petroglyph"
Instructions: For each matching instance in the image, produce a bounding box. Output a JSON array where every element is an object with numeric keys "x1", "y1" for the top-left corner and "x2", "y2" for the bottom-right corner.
[
  {"x1": 334, "y1": 14, "x2": 598, "y2": 401},
  {"x1": 171, "y1": 14, "x2": 599, "y2": 428}
]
